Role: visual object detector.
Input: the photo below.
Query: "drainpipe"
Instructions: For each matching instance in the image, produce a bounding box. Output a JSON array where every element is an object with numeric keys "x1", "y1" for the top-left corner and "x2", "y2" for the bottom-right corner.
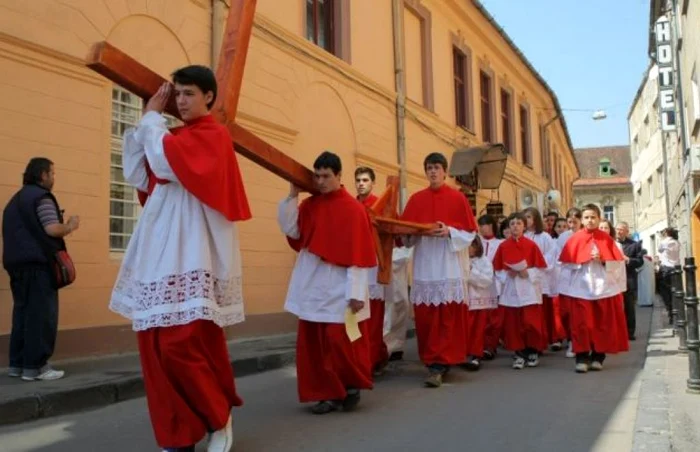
[
  {"x1": 391, "y1": 0, "x2": 408, "y2": 210},
  {"x1": 211, "y1": 0, "x2": 225, "y2": 69}
]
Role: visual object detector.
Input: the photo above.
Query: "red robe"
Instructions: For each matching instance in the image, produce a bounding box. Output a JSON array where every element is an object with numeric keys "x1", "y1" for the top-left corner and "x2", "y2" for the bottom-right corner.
[
  {"x1": 493, "y1": 236, "x2": 549, "y2": 352},
  {"x1": 288, "y1": 187, "x2": 376, "y2": 403},
  {"x1": 137, "y1": 114, "x2": 251, "y2": 222},
  {"x1": 400, "y1": 184, "x2": 476, "y2": 367},
  {"x1": 134, "y1": 115, "x2": 248, "y2": 448},
  {"x1": 559, "y1": 229, "x2": 628, "y2": 354}
]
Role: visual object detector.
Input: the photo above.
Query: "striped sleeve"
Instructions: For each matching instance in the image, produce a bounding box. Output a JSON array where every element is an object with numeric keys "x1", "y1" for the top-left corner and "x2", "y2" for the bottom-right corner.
[{"x1": 36, "y1": 197, "x2": 59, "y2": 227}]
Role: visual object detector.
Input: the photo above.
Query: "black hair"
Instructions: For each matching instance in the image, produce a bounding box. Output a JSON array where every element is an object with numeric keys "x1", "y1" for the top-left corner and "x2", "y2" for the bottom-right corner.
[
  {"x1": 470, "y1": 235, "x2": 484, "y2": 258},
  {"x1": 171, "y1": 65, "x2": 218, "y2": 109},
  {"x1": 507, "y1": 211, "x2": 527, "y2": 226},
  {"x1": 546, "y1": 211, "x2": 559, "y2": 219},
  {"x1": 313, "y1": 151, "x2": 342, "y2": 175},
  {"x1": 662, "y1": 227, "x2": 679, "y2": 240},
  {"x1": 23, "y1": 157, "x2": 53, "y2": 185},
  {"x1": 499, "y1": 218, "x2": 510, "y2": 237},
  {"x1": 423, "y1": 152, "x2": 448, "y2": 171},
  {"x1": 354, "y1": 166, "x2": 376, "y2": 181},
  {"x1": 478, "y1": 214, "x2": 499, "y2": 232}
]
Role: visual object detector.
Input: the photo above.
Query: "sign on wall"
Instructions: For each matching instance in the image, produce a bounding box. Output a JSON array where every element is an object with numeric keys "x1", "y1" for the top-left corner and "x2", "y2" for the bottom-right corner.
[{"x1": 654, "y1": 16, "x2": 677, "y2": 131}]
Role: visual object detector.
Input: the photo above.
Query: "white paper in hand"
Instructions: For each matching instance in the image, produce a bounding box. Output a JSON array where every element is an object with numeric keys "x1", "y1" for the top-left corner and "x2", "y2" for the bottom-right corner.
[{"x1": 506, "y1": 260, "x2": 528, "y2": 272}]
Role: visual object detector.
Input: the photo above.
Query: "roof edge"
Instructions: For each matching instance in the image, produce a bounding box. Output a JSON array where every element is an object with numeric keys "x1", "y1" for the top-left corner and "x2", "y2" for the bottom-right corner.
[{"x1": 470, "y1": 0, "x2": 580, "y2": 179}]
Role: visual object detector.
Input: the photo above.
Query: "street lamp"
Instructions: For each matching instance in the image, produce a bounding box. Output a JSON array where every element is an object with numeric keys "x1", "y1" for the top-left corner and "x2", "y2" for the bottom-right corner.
[{"x1": 592, "y1": 110, "x2": 607, "y2": 120}]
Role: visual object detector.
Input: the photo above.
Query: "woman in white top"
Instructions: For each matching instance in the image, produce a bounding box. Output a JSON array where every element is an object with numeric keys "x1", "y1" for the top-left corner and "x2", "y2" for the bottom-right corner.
[{"x1": 657, "y1": 227, "x2": 681, "y2": 322}]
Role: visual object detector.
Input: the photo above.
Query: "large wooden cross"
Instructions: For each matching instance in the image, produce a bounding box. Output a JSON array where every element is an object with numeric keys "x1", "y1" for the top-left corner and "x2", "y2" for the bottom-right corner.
[{"x1": 85, "y1": 0, "x2": 434, "y2": 284}]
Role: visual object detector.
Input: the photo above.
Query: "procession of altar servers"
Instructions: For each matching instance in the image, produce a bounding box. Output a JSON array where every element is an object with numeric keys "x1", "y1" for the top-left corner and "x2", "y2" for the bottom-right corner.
[{"x1": 369, "y1": 204, "x2": 633, "y2": 379}]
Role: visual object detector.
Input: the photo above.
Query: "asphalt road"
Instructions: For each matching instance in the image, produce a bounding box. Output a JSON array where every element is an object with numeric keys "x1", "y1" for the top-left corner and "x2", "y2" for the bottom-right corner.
[{"x1": 0, "y1": 308, "x2": 651, "y2": 452}]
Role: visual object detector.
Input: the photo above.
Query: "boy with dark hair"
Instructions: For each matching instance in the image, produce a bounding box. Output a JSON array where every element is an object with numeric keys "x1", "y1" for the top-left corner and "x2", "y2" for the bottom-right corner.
[
  {"x1": 558, "y1": 204, "x2": 628, "y2": 373},
  {"x1": 109, "y1": 65, "x2": 251, "y2": 452},
  {"x1": 477, "y1": 214, "x2": 503, "y2": 361},
  {"x1": 279, "y1": 151, "x2": 376, "y2": 414},
  {"x1": 493, "y1": 212, "x2": 548, "y2": 369},
  {"x1": 400, "y1": 152, "x2": 477, "y2": 387}
]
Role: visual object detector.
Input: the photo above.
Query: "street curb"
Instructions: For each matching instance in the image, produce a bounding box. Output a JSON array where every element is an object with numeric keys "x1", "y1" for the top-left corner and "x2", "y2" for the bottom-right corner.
[
  {"x1": 0, "y1": 349, "x2": 297, "y2": 427},
  {"x1": 631, "y1": 301, "x2": 673, "y2": 452}
]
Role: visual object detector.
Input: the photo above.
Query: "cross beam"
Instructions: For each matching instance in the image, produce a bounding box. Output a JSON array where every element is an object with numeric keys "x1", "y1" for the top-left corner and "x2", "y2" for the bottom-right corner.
[{"x1": 85, "y1": 0, "x2": 436, "y2": 284}]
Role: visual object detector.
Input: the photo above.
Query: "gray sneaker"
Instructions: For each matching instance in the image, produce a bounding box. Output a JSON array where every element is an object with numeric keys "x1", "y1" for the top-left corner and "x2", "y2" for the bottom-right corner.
[
  {"x1": 21, "y1": 365, "x2": 65, "y2": 381},
  {"x1": 8, "y1": 367, "x2": 22, "y2": 378}
]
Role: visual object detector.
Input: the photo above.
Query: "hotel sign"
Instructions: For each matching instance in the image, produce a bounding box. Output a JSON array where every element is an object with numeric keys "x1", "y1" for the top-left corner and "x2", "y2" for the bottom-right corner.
[{"x1": 654, "y1": 16, "x2": 677, "y2": 131}]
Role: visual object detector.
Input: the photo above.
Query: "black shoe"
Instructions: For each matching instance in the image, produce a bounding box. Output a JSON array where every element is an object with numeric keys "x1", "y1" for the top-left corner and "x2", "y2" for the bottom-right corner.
[
  {"x1": 342, "y1": 389, "x2": 361, "y2": 411},
  {"x1": 388, "y1": 351, "x2": 404, "y2": 361},
  {"x1": 461, "y1": 357, "x2": 480, "y2": 371},
  {"x1": 629, "y1": 335, "x2": 636, "y2": 341},
  {"x1": 482, "y1": 349, "x2": 496, "y2": 361},
  {"x1": 311, "y1": 400, "x2": 340, "y2": 415}
]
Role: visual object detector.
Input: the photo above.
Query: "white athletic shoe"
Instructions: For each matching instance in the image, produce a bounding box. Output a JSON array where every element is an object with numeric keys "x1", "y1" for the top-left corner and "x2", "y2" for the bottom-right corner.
[
  {"x1": 208, "y1": 415, "x2": 233, "y2": 452},
  {"x1": 565, "y1": 342, "x2": 575, "y2": 359}
]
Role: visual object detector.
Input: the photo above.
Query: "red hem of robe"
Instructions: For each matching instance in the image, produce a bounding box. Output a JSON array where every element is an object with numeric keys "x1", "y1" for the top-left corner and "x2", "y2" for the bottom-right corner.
[
  {"x1": 563, "y1": 294, "x2": 630, "y2": 354},
  {"x1": 138, "y1": 320, "x2": 243, "y2": 448},
  {"x1": 414, "y1": 302, "x2": 468, "y2": 365},
  {"x1": 542, "y1": 295, "x2": 566, "y2": 344},
  {"x1": 484, "y1": 306, "x2": 505, "y2": 351},
  {"x1": 296, "y1": 319, "x2": 373, "y2": 403},
  {"x1": 501, "y1": 305, "x2": 547, "y2": 352},
  {"x1": 466, "y1": 308, "x2": 490, "y2": 357}
]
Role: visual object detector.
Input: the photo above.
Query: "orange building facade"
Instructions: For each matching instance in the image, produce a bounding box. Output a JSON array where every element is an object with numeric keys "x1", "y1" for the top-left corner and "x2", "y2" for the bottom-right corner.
[{"x1": 0, "y1": 0, "x2": 579, "y2": 360}]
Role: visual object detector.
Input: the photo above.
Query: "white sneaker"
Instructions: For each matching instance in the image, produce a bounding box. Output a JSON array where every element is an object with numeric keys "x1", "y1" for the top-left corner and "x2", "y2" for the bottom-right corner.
[
  {"x1": 575, "y1": 362, "x2": 589, "y2": 373},
  {"x1": 566, "y1": 342, "x2": 575, "y2": 358},
  {"x1": 21, "y1": 368, "x2": 65, "y2": 381},
  {"x1": 512, "y1": 356, "x2": 525, "y2": 370},
  {"x1": 526, "y1": 354, "x2": 539, "y2": 367},
  {"x1": 590, "y1": 361, "x2": 603, "y2": 371},
  {"x1": 208, "y1": 414, "x2": 233, "y2": 452}
]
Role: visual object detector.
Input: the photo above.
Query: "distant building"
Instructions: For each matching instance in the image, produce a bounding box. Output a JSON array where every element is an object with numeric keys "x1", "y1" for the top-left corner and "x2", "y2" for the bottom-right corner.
[
  {"x1": 573, "y1": 146, "x2": 635, "y2": 230},
  {"x1": 628, "y1": 64, "x2": 667, "y2": 254}
]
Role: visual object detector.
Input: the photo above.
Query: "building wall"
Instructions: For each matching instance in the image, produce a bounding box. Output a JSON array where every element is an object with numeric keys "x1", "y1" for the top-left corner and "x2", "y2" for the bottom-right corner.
[
  {"x1": 628, "y1": 64, "x2": 668, "y2": 252},
  {"x1": 573, "y1": 187, "x2": 636, "y2": 230},
  {"x1": 0, "y1": 0, "x2": 578, "y2": 360}
]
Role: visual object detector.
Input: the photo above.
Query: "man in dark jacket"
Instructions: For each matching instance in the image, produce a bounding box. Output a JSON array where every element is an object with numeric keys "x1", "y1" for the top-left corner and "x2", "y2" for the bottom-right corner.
[
  {"x1": 2, "y1": 158, "x2": 79, "y2": 381},
  {"x1": 615, "y1": 222, "x2": 644, "y2": 340}
]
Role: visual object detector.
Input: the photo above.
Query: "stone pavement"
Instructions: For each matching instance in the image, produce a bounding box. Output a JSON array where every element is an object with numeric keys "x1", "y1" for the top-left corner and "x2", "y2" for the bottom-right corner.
[
  {"x1": 0, "y1": 333, "x2": 298, "y2": 426},
  {"x1": 632, "y1": 298, "x2": 700, "y2": 452}
]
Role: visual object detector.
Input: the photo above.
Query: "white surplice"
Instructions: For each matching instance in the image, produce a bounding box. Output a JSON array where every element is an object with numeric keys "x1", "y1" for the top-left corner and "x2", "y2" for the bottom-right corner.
[
  {"x1": 468, "y1": 256, "x2": 497, "y2": 310},
  {"x1": 109, "y1": 111, "x2": 245, "y2": 331},
  {"x1": 558, "y1": 259, "x2": 626, "y2": 300},
  {"x1": 403, "y1": 228, "x2": 476, "y2": 306},
  {"x1": 525, "y1": 231, "x2": 559, "y2": 296},
  {"x1": 277, "y1": 196, "x2": 370, "y2": 324}
]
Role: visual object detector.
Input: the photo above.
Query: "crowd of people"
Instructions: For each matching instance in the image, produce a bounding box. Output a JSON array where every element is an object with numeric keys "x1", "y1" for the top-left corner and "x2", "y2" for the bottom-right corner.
[{"x1": 1, "y1": 64, "x2": 660, "y2": 451}]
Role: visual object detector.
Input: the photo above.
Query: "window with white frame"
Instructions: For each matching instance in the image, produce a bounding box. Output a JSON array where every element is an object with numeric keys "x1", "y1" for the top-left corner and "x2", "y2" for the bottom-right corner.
[
  {"x1": 110, "y1": 86, "x2": 179, "y2": 252},
  {"x1": 110, "y1": 87, "x2": 142, "y2": 252},
  {"x1": 603, "y1": 205, "x2": 615, "y2": 224}
]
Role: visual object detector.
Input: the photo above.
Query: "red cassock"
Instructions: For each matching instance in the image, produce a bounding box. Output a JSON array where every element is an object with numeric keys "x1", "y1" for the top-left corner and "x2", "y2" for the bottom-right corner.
[
  {"x1": 400, "y1": 184, "x2": 477, "y2": 366},
  {"x1": 359, "y1": 194, "x2": 390, "y2": 369},
  {"x1": 135, "y1": 115, "x2": 251, "y2": 448},
  {"x1": 288, "y1": 187, "x2": 376, "y2": 402},
  {"x1": 541, "y1": 295, "x2": 566, "y2": 344},
  {"x1": 492, "y1": 236, "x2": 548, "y2": 352},
  {"x1": 559, "y1": 229, "x2": 629, "y2": 354}
]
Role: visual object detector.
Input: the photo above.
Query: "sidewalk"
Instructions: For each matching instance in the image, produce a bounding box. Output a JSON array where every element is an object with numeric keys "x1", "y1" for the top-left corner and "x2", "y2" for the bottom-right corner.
[
  {"x1": 632, "y1": 298, "x2": 700, "y2": 451},
  {"x1": 0, "y1": 333, "x2": 297, "y2": 426}
]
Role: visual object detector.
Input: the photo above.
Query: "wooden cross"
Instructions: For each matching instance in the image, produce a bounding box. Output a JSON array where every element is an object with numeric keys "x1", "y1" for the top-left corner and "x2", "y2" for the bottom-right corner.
[{"x1": 85, "y1": 0, "x2": 434, "y2": 284}]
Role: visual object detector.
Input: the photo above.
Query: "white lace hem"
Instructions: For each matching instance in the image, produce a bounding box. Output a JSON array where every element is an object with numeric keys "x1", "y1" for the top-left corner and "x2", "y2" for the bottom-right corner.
[
  {"x1": 468, "y1": 297, "x2": 499, "y2": 310},
  {"x1": 410, "y1": 278, "x2": 466, "y2": 306},
  {"x1": 109, "y1": 268, "x2": 245, "y2": 331}
]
